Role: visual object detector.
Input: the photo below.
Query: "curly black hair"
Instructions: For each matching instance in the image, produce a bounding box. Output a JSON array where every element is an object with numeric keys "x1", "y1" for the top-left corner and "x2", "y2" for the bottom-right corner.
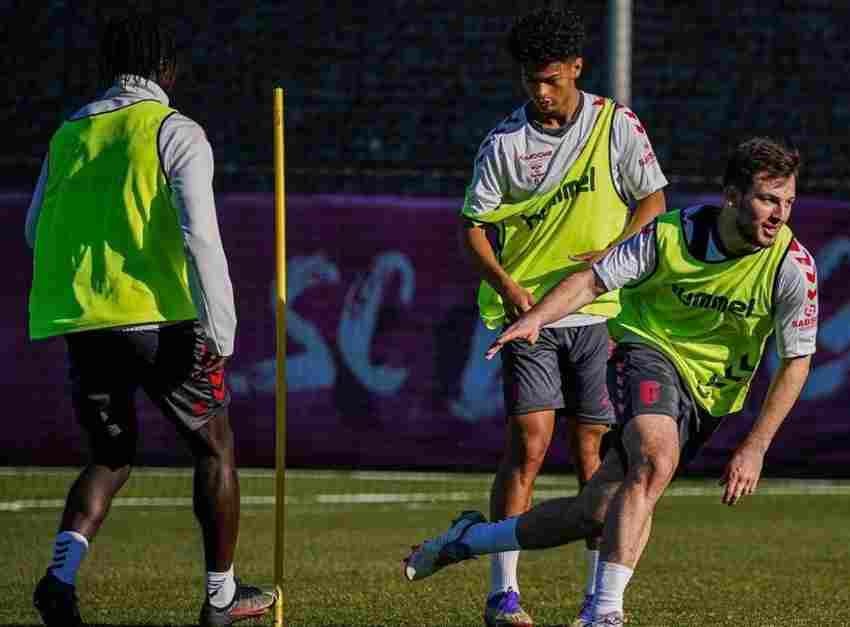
[
  {"x1": 507, "y1": 7, "x2": 586, "y2": 68},
  {"x1": 99, "y1": 11, "x2": 177, "y2": 87}
]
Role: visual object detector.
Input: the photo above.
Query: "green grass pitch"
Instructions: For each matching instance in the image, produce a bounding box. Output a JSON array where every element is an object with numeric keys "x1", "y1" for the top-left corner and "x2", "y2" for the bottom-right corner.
[{"x1": 2, "y1": 469, "x2": 849, "y2": 626}]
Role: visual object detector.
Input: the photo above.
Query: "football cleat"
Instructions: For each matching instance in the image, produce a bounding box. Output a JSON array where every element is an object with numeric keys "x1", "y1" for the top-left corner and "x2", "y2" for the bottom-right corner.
[
  {"x1": 590, "y1": 611, "x2": 625, "y2": 626},
  {"x1": 569, "y1": 593, "x2": 595, "y2": 627},
  {"x1": 484, "y1": 588, "x2": 533, "y2": 627},
  {"x1": 403, "y1": 510, "x2": 487, "y2": 581},
  {"x1": 198, "y1": 579, "x2": 276, "y2": 626},
  {"x1": 33, "y1": 570, "x2": 85, "y2": 627}
]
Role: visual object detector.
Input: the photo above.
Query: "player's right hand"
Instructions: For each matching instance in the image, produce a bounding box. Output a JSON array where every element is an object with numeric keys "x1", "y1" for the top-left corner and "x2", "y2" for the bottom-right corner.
[
  {"x1": 500, "y1": 282, "x2": 535, "y2": 319},
  {"x1": 485, "y1": 314, "x2": 542, "y2": 360}
]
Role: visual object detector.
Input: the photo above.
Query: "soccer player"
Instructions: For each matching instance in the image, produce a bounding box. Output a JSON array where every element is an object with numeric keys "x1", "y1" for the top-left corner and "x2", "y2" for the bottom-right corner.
[
  {"x1": 405, "y1": 137, "x2": 816, "y2": 627},
  {"x1": 459, "y1": 7, "x2": 666, "y2": 626},
  {"x1": 26, "y1": 12, "x2": 275, "y2": 627}
]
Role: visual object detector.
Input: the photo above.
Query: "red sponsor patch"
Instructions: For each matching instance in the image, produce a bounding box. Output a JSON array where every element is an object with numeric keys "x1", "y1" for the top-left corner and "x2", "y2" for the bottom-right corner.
[
  {"x1": 792, "y1": 318, "x2": 817, "y2": 329},
  {"x1": 640, "y1": 380, "x2": 661, "y2": 405},
  {"x1": 639, "y1": 151, "x2": 656, "y2": 167},
  {"x1": 209, "y1": 370, "x2": 227, "y2": 401}
]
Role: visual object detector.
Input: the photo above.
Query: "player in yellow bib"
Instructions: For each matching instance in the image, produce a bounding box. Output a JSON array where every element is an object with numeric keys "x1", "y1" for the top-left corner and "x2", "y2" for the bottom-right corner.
[
  {"x1": 459, "y1": 7, "x2": 666, "y2": 627},
  {"x1": 28, "y1": 13, "x2": 274, "y2": 627},
  {"x1": 404, "y1": 138, "x2": 816, "y2": 627}
]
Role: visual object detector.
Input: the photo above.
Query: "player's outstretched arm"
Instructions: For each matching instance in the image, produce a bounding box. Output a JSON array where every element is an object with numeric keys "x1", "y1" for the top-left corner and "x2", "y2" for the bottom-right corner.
[
  {"x1": 486, "y1": 268, "x2": 607, "y2": 359},
  {"x1": 719, "y1": 355, "x2": 811, "y2": 505}
]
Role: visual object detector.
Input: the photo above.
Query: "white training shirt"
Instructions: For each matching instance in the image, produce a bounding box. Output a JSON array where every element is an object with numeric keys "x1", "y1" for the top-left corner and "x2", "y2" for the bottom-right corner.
[
  {"x1": 593, "y1": 205, "x2": 819, "y2": 358},
  {"x1": 465, "y1": 91, "x2": 669, "y2": 328},
  {"x1": 25, "y1": 76, "x2": 237, "y2": 356}
]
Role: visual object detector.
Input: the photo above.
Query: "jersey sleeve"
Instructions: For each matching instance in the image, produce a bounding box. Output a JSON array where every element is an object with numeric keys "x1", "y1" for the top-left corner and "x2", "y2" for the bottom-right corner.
[
  {"x1": 159, "y1": 113, "x2": 237, "y2": 356},
  {"x1": 461, "y1": 131, "x2": 508, "y2": 219},
  {"x1": 610, "y1": 105, "x2": 668, "y2": 202},
  {"x1": 25, "y1": 156, "x2": 49, "y2": 249},
  {"x1": 592, "y1": 221, "x2": 658, "y2": 290},
  {"x1": 773, "y1": 239, "x2": 818, "y2": 358}
]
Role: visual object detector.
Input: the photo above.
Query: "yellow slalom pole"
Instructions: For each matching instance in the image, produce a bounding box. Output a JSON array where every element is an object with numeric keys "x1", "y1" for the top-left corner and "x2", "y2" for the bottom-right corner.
[{"x1": 272, "y1": 87, "x2": 287, "y2": 627}]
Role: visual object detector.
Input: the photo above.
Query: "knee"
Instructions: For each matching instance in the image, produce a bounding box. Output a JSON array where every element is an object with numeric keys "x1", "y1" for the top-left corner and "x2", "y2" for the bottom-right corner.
[
  {"x1": 507, "y1": 435, "x2": 549, "y2": 479},
  {"x1": 627, "y1": 455, "x2": 675, "y2": 502},
  {"x1": 572, "y1": 424, "x2": 609, "y2": 470},
  {"x1": 189, "y1": 411, "x2": 235, "y2": 464},
  {"x1": 578, "y1": 507, "x2": 605, "y2": 537}
]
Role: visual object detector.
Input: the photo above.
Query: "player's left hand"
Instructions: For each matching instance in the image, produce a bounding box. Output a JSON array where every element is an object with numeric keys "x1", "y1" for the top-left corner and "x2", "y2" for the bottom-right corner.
[
  {"x1": 571, "y1": 247, "x2": 611, "y2": 265},
  {"x1": 485, "y1": 314, "x2": 542, "y2": 360},
  {"x1": 719, "y1": 444, "x2": 765, "y2": 506}
]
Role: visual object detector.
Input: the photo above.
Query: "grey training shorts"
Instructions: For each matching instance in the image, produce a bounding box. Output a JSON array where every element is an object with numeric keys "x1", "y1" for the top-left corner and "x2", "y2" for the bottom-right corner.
[
  {"x1": 607, "y1": 341, "x2": 723, "y2": 467},
  {"x1": 501, "y1": 322, "x2": 615, "y2": 424}
]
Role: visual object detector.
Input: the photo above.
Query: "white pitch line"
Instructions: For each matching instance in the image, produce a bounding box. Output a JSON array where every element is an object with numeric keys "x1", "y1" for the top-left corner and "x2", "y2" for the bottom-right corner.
[
  {"x1": 2, "y1": 484, "x2": 850, "y2": 512},
  {"x1": 6, "y1": 468, "x2": 850, "y2": 490}
]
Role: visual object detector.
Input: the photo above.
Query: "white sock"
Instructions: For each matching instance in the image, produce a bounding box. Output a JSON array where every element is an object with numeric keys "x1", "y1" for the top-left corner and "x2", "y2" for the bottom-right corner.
[
  {"x1": 489, "y1": 551, "x2": 520, "y2": 598},
  {"x1": 207, "y1": 564, "x2": 236, "y2": 609},
  {"x1": 584, "y1": 549, "x2": 600, "y2": 596},
  {"x1": 49, "y1": 531, "x2": 89, "y2": 586},
  {"x1": 463, "y1": 517, "x2": 520, "y2": 555},
  {"x1": 593, "y1": 561, "x2": 633, "y2": 617}
]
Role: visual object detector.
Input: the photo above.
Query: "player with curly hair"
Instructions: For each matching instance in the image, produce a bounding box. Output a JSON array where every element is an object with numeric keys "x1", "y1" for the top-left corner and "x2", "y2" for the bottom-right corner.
[{"x1": 458, "y1": 6, "x2": 668, "y2": 627}]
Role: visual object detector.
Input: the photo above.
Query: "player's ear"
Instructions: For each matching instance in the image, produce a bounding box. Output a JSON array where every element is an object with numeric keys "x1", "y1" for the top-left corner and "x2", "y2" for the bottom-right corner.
[
  {"x1": 722, "y1": 186, "x2": 740, "y2": 210},
  {"x1": 571, "y1": 57, "x2": 583, "y2": 79}
]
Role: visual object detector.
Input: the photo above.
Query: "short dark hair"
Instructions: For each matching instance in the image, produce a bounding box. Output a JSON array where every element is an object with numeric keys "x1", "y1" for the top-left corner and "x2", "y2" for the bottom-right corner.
[
  {"x1": 723, "y1": 137, "x2": 802, "y2": 193},
  {"x1": 507, "y1": 7, "x2": 585, "y2": 69},
  {"x1": 99, "y1": 11, "x2": 177, "y2": 87}
]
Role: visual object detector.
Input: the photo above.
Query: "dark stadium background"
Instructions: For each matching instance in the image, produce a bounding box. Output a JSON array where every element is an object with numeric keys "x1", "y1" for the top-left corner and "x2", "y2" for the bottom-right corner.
[{"x1": 4, "y1": 1, "x2": 848, "y2": 195}]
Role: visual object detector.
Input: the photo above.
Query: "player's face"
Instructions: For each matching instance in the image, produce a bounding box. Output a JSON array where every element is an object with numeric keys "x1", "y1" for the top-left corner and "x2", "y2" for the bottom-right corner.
[
  {"x1": 521, "y1": 59, "x2": 582, "y2": 118},
  {"x1": 729, "y1": 173, "x2": 796, "y2": 248}
]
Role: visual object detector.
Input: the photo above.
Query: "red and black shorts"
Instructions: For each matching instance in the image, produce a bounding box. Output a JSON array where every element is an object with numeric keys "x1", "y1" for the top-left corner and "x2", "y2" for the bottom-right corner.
[{"x1": 65, "y1": 320, "x2": 230, "y2": 463}]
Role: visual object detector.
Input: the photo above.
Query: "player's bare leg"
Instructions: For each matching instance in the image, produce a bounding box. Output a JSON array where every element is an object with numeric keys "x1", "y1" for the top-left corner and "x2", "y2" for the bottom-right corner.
[
  {"x1": 591, "y1": 414, "x2": 679, "y2": 623},
  {"x1": 187, "y1": 409, "x2": 240, "y2": 572},
  {"x1": 60, "y1": 462, "x2": 133, "y2": 537},
  {"x1": 487, "y1": 409, "x2": 555, "y2": 626},
  {"x1": 187, "y1": 409, "x2": 275, "y2": 626},
  {"x1": 404, "y1": 446, "x2": 626, "y2": 582},
  {"x1": 514, "y1": 448, "x2": 624, "y2": 549},
  {"x1": 35, "y1": 429, "x2": 136, "y2": 627},
  {"x1": 565, "y1": 420, "x2": 609, "y2": 626}
]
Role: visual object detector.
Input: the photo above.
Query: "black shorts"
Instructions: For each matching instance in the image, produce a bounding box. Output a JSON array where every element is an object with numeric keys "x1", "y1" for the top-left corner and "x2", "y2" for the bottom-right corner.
[
  {"x1": 501, "y1": 322, "x2": 614, "y2": 425},
  {"x1": 65, "y1": 320, "x2": 230, "y2": 464},
  {"x1": 607, "y1": 342, "x2": 722, "y2": 468}
]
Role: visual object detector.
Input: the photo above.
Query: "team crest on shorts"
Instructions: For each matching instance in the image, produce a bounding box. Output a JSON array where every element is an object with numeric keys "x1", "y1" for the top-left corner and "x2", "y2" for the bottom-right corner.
[{"x1": 639, "y1": 380, "x2": 661, "y2": 406}]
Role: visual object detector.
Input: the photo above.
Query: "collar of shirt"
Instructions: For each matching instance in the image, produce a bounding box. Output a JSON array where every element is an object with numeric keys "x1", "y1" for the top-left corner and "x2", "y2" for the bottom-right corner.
[
  {"x1": 102, "y1": 74, "x2": 170, "y2": 106},
  {"x1": 69, "y1": 75, "x2": 170, "y2": 120}
]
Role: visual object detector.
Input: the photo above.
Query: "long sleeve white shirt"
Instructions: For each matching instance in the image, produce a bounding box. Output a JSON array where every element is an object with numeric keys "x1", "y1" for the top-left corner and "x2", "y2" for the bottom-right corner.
[{"x1": 25, "y1": 76, "x2": 237, "y2": 356}]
